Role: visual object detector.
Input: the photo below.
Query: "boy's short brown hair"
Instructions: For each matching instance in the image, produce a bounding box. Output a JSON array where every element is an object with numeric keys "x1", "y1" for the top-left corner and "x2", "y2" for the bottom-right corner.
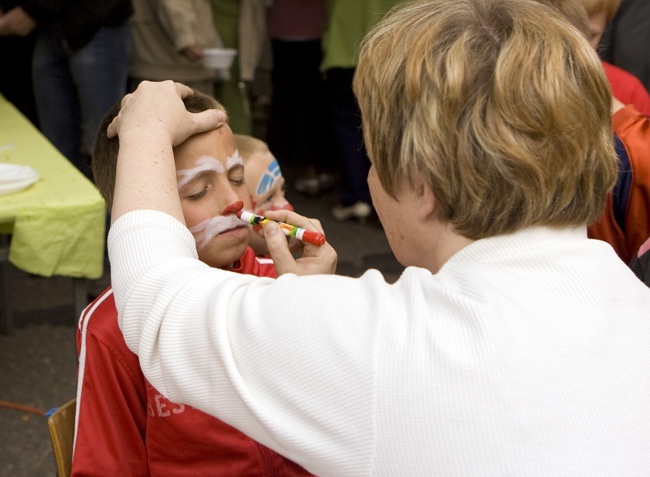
[{"x1": 92, "y1": 88, "x2": 225, "y2": 208}]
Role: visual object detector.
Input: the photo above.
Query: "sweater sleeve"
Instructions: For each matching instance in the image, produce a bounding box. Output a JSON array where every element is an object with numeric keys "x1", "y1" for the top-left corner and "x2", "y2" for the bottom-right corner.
[
  {"x1": 156, "y1": 0, "x2": 205, "y2": 51},
  {"x1": 613, "y1": 105, "x2": 650, "y2": 263},
  {"x1": 72, "y1": 292, "x2": 149, "y2": 476},
  {"x1": 109, "y1": 210, "x2": 387, "y2": 476}
]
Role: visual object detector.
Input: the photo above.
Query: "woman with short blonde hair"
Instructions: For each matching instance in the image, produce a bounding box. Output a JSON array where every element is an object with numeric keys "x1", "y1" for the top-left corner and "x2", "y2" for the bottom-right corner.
[{"x1": 354, "y1": 0, "x2": 617, "y2": 239}]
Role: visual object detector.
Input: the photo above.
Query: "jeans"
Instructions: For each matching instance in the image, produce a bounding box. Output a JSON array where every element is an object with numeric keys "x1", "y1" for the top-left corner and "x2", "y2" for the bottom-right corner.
[
  {"x1": 327, "y1": 68, "x2": 371, "y2": 206},
  {"x1": 32, "y1": 22, "x2": 130, "y2": 176},
  {"x1": 266, "y1": 39, "x2": 331, "y2": 172}
]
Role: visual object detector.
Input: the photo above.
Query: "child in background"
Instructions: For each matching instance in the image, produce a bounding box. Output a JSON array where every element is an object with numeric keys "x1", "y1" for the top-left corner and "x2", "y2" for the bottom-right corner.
[
  {"x1": 235, "y1": 134, "x2": 295, "y2": 256},
  {"x1": 539, "y1": 0, "x2": 650, "y2": 264},
  {"x1": 72, "y1": 91, "x2": 312, "y2": 477},
  {"x1": 582, "y1": 0, "x2": 650, "y2": 114},
  {"x1": 560, "y1": 0, "x2": 650, "y2": 263}
]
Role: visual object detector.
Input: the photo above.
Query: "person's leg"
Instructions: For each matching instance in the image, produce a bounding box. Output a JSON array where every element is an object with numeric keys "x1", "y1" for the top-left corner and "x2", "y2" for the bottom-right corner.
[
  {"x1": 266, "y1": 39, "x2": 294, "y2": 168},
  {"x1": 0, "y1": 33, "x2": 39, "y2": 126},
  {"x1": 290, "y1": 40, "x2": 331, "y2": 171},
  {"x1": 211, "y1": 0, "x2": 252, "y2": 135},
  {"x1": 70, "y1": 23, "x2": 131, "y2": 177},
  {"x1": 270, "y1": 39, "x2": 334, "y2": 195},
  {"x1": 327, "y1": 68, "x2": 372, "y2": 220},
  {"x1": 32, "y1": 25, "x2": 83, "y2": 170},
  {"x1": 69, "y1": 23, "x2": 128, "y2": 280}
]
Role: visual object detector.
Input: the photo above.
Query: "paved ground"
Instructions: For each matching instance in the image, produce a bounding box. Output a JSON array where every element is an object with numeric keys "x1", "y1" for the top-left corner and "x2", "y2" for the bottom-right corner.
[{"x1": 0, "y1": 186, "x2": 404, "y2": 476}]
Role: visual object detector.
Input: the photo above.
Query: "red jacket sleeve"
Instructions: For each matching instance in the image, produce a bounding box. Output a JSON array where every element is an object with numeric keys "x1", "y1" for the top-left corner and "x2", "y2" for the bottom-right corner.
[{"x1": 588, "y1": 105, "x2": 650, "y2": 263}]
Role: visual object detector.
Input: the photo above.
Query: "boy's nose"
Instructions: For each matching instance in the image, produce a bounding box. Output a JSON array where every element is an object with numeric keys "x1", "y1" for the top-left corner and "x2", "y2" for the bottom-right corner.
[{"x1": 221, "y1": 200, "x2": 244, "y2": 215}]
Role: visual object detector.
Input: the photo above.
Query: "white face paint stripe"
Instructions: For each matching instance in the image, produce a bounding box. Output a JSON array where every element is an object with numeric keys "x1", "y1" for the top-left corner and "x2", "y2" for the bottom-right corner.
[
  {"x1": 227, "y1": 150, "x2": 244, "y2": 170},
  {"x1": 189, "y1": 214, "x2": 250, "y2": 249},
  {"x1": 176, "y1": 155, "x2": 225, "y2": 189}
]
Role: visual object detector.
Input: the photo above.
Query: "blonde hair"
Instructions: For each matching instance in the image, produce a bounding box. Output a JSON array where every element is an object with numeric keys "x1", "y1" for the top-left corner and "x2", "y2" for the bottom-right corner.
[
  {"x1": 234, "y1": 134, "x2": 270, "y2": 162},
  {"x1": 354, "y1": 0, "x2": 617, "y2": 240},
  {"x1": 581, "y1": 0, "x2": 621, "y2": 22}
]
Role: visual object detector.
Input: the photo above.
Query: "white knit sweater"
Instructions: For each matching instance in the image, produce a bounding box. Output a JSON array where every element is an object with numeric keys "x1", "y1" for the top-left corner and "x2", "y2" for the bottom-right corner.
[{"x1": 110, "y1": 210, "x2": 650, "y2": 476}]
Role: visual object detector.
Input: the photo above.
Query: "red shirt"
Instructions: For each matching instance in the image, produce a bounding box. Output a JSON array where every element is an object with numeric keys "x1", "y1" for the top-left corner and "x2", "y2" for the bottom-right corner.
[
  {"x1": 72, "y1": 248, "x2": 312, "y2": 476},
  {"x1": 602, "y1": 61, "x2": 650, "y2": 116}
]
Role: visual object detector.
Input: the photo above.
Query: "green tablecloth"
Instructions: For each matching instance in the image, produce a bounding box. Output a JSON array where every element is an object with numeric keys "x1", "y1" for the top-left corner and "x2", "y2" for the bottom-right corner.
[{"x1": 0, "y1": 95, "x2": 105, "y2": 279}]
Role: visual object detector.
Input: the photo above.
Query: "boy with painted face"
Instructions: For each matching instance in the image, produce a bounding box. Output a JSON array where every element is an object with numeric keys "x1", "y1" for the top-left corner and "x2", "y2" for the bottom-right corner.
[
  {"x1": 72, "y1": 91, "x2": 313, "y2": 476},
  {"x1": 235, "y1": 134, "x2": 295, "y2": 256}
]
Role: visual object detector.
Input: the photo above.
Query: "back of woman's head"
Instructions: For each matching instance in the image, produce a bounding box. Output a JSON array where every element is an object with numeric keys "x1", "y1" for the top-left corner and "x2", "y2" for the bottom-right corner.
[{"x1": 354, "y1": 0, "x2": 617, "y2": 239}]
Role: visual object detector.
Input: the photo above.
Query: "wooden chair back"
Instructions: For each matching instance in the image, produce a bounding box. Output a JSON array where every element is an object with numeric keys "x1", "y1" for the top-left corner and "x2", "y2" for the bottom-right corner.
[{"x1": 47, "y1": 398, "x2": 76, "y2": 477}]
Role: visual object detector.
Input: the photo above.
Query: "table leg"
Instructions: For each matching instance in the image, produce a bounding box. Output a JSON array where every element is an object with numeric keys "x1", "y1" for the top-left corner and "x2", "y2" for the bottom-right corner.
[
  {"x1": 0, "y1": 235, "x2": 13, "y2": 335},
  {"x1": 72, "y1": 278, "x2": 88, "y2": 324}
]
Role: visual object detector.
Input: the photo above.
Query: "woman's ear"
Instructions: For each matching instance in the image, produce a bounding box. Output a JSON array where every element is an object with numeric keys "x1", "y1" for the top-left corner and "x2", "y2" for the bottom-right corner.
[{"x1": 415, "y1": 179, "x2": 436, "y2": 221}]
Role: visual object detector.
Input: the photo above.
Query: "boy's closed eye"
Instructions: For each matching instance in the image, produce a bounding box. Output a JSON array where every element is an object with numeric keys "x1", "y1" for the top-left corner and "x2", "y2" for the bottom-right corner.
[
  {"x1": 185, "y1": 185, "x2": 210, "y2": 201},
  {"x1": 228, "y1": 167, "x2": 246, "y2": 187}
]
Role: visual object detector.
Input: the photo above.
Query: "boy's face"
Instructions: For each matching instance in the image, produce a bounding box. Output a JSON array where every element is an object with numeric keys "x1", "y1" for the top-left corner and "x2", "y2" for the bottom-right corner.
[
  {"x1": 588, "y1": 11, "x2": 608, "y2": 49},
  {"x1": 244, "y1": 150, "x2": 293, "y2": 214},
  {"x1": 244, "y1": 149, "x2": 293, "y2": 256},
  {"x1": 174, "y1": 125, "x2": 252, "y2": 268}
]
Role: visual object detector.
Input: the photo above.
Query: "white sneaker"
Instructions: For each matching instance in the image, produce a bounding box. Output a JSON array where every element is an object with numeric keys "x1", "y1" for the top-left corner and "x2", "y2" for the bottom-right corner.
[
  {"x1": 294, "y1": 177, "x2": 321, "y2": 196},
  {"x1": 331, "y1": 201, "x2": 372, "y2": 222}
]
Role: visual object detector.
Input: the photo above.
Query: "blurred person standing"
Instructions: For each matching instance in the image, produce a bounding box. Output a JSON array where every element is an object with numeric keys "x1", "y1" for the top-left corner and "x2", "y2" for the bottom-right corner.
[
  {"x1": 0, "y1": 0, "x2": 38, "y2": 125},
  {"x1": 129, "y1": 0, "x2": 220, "y2": 96},
  {"x1": 322, "y1": 0, "x2": 402, "y2": 222},
  {"x1": 0, "y1": 0, "x2": 132, "y2": 177},
  {"x1": 266, "y1": 0, "x2": 334, "y2": 197},
  {"x1": 210, "y1": 0, "x2": 267, "y2": 135}
]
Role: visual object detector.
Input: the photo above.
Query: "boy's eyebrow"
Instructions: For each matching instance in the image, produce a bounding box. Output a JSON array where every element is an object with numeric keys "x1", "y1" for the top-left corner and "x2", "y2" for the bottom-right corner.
[
  {"x1": 227, "y1": 150, "x2": 244, "y2": 171},
  {"x1": 176, "y1": 156, "x2": 224, "y2": 188}
]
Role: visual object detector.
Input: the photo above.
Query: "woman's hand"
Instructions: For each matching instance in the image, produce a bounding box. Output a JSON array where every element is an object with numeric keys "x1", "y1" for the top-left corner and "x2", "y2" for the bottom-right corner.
[
  {"x1": 262, "y1": 210, "x2": 338, "y2": 276},
  {"x1": 107, "y1": 81, "x2": 226, "y2": 146}
]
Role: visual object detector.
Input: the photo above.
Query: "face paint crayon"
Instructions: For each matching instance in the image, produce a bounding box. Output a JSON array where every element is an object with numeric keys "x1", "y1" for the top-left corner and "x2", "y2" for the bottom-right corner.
[{"x1": 236, "y1": 211, "x2": 326, "y2": 246}]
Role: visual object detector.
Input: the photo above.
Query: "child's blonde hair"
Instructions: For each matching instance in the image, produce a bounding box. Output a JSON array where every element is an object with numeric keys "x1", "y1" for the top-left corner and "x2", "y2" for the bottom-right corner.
[
  {"x1": 581, "y1": 0, "x2": 621, "y2": 21},
  {"x1": 234, "y1": 134, "x2": 270, "y2": 162}
]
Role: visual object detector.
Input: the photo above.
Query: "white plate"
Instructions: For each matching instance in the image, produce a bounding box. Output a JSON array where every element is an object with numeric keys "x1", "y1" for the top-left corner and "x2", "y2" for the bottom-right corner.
[{"x1": 0, "y1": 163, "x2": 40, "y2": 195}]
